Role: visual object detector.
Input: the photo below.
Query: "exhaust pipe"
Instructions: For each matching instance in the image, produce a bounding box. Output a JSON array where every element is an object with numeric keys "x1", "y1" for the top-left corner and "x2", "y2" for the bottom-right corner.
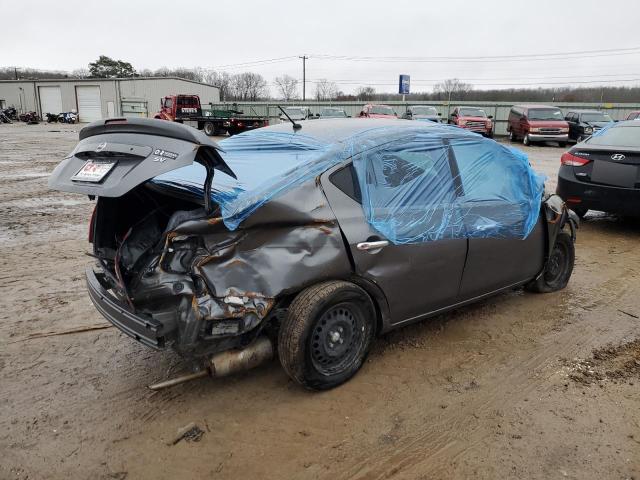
[{"x1": 148, "y1": 336, "x2": 274, "y2": 390}]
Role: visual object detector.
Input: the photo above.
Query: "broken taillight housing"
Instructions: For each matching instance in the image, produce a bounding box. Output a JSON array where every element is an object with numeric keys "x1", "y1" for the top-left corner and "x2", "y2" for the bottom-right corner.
[
  {"x1": 88, "y1": 204, "x2": 97, "y2": 243},
  {"x1": 561, "y1": 152, "x2": 591, "y2": 166}
]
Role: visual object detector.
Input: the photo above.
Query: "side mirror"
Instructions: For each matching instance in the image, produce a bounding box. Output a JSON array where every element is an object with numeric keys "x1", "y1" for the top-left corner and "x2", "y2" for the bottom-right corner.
[{"x1": 488, "y1": 115, "x2": 493, "y2": 119}]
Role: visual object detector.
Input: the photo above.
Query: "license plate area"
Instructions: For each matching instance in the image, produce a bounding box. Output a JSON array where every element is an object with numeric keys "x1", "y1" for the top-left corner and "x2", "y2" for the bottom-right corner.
[
  {"x1": 71, "y1": 160, "x2": 117, "y2": 183},
  {"x1": 590, "y1": 161, "x2": 638, "y2": 188}
]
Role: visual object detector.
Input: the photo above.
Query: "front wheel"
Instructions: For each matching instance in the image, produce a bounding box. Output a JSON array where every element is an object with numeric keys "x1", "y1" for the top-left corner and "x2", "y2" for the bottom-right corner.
[
  {"x1": 558, "y1": 142, "x2": 567, "y2": 148},
  {"x1": 278, "y1": 281, "x2": 375, "y2": 390},
  {"x1": 523, "y1": 134, "x2": 532, "y2": 146},
  {"x1": 526, "y1": 232, "x2": 575, "y2": 293}
]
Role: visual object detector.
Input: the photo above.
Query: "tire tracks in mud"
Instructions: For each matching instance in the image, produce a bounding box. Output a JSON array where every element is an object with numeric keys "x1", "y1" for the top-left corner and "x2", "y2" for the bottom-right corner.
[{"x1": 325, "y1": 266, "x2": 640, "y2": 480}]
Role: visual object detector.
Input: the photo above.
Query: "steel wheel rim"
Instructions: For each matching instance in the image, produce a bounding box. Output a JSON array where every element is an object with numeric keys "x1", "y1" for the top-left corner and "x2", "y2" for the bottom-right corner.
[
  {"x1": 310, "y1": 303, "x2": 365, "y2": 376},
  {"x1": 545, "y1": 241, "x2": 568, "y2": 284}
]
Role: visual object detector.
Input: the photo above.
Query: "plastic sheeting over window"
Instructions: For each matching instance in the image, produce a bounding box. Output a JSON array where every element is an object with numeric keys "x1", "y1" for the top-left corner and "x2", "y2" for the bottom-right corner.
[{"x1": 151, "y1": 122, "x2": 545, "y2": 243}]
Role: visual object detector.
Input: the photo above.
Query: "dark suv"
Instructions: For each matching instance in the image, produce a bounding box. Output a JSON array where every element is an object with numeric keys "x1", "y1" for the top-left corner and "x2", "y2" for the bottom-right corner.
[{"x1": 565, "y1": 110, "x2": 614, "y2": 143}]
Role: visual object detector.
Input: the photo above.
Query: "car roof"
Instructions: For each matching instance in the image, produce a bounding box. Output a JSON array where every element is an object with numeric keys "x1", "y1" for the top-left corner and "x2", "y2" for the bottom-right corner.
[
  {"x1": 259, "y1": 118, "x2": 446, "y2": 145},
  {"x1": 515, "y1": 104, "x2": 562, "y2": 109},
  {"x1": 568, "y1": 109, "x2": 608, "y2": 114}
]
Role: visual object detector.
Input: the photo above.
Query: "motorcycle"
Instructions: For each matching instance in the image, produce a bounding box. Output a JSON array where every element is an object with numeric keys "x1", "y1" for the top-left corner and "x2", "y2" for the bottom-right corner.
[
  {"x1": 46, "y1": 112, "x2": 60, "y2": 123},
  {"x1": 1, "y1": 107, "x2": 18, "y2": 123},
  {"x1": 58, "y1": 111, "x2": 78, "y2": 124},
  {"x1": 19, "y1": 111, "x2": 40, "y2": 124}
]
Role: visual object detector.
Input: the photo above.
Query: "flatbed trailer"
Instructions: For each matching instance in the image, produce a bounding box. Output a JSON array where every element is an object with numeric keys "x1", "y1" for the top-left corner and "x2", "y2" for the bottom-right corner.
[{"x1": 155, "y1": 95, "x2": 268, "y2": 136}]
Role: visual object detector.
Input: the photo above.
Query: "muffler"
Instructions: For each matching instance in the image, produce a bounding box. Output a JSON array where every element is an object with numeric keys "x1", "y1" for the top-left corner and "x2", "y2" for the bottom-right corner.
[{"x1": 148, "y1": 336, "x2": 274, "y2": 390}]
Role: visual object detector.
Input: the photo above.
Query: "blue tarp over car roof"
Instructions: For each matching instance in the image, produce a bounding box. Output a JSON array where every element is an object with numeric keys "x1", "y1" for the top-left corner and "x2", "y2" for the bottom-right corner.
[{"x1": 151, "y1": 119, "x2": 545, "y2": 244}]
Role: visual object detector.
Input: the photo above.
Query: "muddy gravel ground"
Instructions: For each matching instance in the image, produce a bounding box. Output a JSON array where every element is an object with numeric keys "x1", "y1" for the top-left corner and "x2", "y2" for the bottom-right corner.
[{"x1": 1, "y1": 122, "x2": 639, "y2": 480}]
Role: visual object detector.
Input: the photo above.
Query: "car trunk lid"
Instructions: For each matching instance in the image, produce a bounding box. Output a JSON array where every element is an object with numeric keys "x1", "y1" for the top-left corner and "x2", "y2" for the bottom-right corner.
[
  {"x1": 570, "y1": 145, "x2": 640, "y2": 188},
  {"x1": 48, "y1": 117, "x2": 235, "y2": 201}
]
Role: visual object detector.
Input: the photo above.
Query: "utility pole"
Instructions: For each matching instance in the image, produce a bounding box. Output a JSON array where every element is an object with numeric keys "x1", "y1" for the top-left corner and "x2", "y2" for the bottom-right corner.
[
  {"x1": 299, "y1": 55, "x2": 308, "y2": 101},
  {"x1": 14, "y1": 67, "x2": 18, "y2": 80}
]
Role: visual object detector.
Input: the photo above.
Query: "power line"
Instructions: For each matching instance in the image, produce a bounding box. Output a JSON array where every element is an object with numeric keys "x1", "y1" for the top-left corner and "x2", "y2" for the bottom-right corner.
[{"x1": 310, "y1": 46, "x2": 640, "y2": 63}]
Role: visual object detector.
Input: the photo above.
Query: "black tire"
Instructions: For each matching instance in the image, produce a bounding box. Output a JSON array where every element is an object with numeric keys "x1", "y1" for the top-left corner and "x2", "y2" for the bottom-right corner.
[
  {"x1": 508, "y1": 130, "x2": 518, "y2": 142},
  {"x1": 559, "y1": 142, "x2": 567, "y2": 148},
  {"x1": 523, "y1": 134, "x2": 531, "y2": 146},
  {"x1": 278, "y1": 281, "x2": 376, "y2": 390},
  {"x1": 203, "y1": 122, "x2": 215, "y2": 136},
  {"x1": 571, "y1": 206, "x2": 588, "y2": 219},
  {"x1": 526, "y1": 232, "x2": 575, "y2": 293}
]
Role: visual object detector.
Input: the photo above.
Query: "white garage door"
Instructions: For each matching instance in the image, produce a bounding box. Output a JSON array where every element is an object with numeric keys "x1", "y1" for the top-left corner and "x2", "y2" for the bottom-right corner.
[
  {"x1": 76, "y1": 86, "x2": 102, "y2": 122},
  {"x1": 39, "y1": 86, "x2": 62, "y2": 115}
]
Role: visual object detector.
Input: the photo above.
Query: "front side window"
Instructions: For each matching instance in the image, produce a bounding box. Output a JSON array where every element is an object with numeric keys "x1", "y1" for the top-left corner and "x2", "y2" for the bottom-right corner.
[
  {"x1": 411, "y1": 106, "x2": 438, "y2": 116},
  {"x1": 164, "y1": 98, "x2": 173, "y2": 108}
]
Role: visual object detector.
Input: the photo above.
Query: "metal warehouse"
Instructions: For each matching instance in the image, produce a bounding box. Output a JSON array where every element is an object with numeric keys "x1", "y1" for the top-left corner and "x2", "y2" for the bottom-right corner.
[{"x1": 0, "y1": 77, "x2": 220, "y2": 122}]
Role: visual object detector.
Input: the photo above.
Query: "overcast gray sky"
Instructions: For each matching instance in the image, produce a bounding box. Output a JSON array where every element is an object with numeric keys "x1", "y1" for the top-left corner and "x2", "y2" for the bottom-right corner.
[{"x1": 3, "y1": 0, "x2": 640, "y2": 94}]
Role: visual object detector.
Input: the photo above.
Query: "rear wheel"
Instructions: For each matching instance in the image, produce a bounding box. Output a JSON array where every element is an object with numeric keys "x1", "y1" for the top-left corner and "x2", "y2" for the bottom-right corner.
[
  {"x1": 508, "y1": 130, "x2": 517, "y2": 142},
  {"x1": 526, "y1": 232, "x2": 575, "y2": 293},
  {"x1": 203, "y1": 122, "x2": 215, "y2": 136},
  {"x1": 278, "y1": 281, "x2": 375, "y2": 390}
]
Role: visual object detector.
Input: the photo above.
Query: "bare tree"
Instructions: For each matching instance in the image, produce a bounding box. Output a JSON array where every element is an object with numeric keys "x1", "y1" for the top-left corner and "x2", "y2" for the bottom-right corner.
[
  {"x1": 355, "y1": 86, "x2": 376, "y2": 101},
  {"x1": 274, "y1": 75, "x2": 299, "y2": 101},
  {"x1": 230, "y1": 72, "x2": 268, "y2": 101},
  {"x1": 314, "y1": 79, "x2": 338, "y2": 101},
  {"x1": 200, "y1": 70, "x2": 233, "y2": 101},
  {"x1": 433, "y1": 78, "x2": 473, "y2": 101}
]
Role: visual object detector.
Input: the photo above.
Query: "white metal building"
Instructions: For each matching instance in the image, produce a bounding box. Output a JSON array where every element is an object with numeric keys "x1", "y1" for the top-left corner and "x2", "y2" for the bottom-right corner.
[{"x1": 0, "y1": 77, "x2": 220, "y2": 122}]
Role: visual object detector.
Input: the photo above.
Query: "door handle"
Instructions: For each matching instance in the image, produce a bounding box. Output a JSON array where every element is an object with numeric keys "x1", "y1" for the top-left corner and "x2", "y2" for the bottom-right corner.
[{"x1": 356, "y1": 240, "x2": 389, "y2": 252}]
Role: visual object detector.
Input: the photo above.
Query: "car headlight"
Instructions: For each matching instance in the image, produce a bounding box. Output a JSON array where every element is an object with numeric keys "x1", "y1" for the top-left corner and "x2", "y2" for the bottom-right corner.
[
  {"x1": 530, "y1": 127, "x2": 540, "y2": 133},
  {"x1": 584, "y1": 127, "x2": 593, "y2": 134},
  {"x1": 458, "y1": 120, "x2": 466, "y2": 126},
  {"x1": 561, "y1": 127, "x2": 569, "y2": 133}
]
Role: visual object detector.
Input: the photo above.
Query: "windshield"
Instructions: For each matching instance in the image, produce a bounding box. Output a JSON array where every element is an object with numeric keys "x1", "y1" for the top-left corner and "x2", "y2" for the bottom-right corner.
[
  {"x1": 528, "y1": 108, "x2": 563, "y2": 121},
  {"x1": 586, "y1": 125, "x2": 640, "y2": 147},
  {"x1": 581, "y1": 112, "x2": 613, "y2": 123},
  {"x1": 459, "y1": 108, "x2": 487, "y2": 118},
  {"x1": 320, "y1": 108, "x2": 347, "y2": 117},
  {"x1": 411, "y1": 106, "x2": 438, "y2": 116},
  {"x1": 370, "y1": 105, "x2": 396, "y2": 116},
  {"x1": 283, "y1": 108, "x2": 306, "y2": 120}
]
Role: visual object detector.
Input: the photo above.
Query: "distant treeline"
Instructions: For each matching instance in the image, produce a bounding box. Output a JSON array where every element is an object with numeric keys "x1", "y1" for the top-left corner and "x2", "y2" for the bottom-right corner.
[{"x1": 2, "y1": 66, "x2": 639, "y2": 104}]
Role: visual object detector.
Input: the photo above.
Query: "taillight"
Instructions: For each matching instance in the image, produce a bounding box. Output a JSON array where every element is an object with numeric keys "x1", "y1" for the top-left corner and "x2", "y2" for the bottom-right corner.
[
  {"x1": 561, "y1": 152, "x2": 591, "y2": 166},
  {"x1": 88, "y1": 204, "x2": 97, "y2": 243}
]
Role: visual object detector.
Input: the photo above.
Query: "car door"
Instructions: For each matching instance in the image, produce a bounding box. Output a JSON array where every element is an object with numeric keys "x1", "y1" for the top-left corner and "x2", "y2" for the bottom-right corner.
[
  {"x1": 449, "y1": 140, "x2": 545, "y2": 299},
  {"x1": 320, "y1": 138, "x2": 468, "y2": 326}
]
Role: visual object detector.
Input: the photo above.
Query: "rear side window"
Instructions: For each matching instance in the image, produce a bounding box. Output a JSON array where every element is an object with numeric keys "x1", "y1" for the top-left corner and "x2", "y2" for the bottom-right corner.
[{"x1": 330, "y1": 164, "x2": 362, "y2": 203}]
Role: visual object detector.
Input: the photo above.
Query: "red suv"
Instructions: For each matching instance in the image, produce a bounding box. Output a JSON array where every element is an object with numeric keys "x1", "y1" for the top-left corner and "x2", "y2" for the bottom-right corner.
[
  {"x1": 507, "y1": 105, "x2": 569, "y2": 147},
  {"x1": 448, "y1": 106, "x2": 493, "y2": 137},
  {"x1": 359, "y1": 104, "x2": 397, "y2": 119}
]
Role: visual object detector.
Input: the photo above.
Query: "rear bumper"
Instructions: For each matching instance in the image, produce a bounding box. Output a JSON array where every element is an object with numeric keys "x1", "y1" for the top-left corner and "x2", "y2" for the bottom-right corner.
[
  {"x1": 86, "y1": 267, "x2": 169, "y2": 349},
  {"x1": 556, "y1": 166, "x2": 640, "y2": 215},
  {"x1": 528, "y1": 133, "x2": 568, "y2": 142}
]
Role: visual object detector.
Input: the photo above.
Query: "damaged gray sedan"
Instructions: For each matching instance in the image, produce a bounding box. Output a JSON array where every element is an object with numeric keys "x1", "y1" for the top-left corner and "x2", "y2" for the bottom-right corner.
[{"x1": 49, "y1": 117, "x2": 577, "y2": 390}]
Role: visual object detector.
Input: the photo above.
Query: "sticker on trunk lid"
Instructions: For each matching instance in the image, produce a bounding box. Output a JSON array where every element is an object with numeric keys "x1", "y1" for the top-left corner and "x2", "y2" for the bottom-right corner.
[{"x1": 71, "y1": 160, "x2": 117, "y2": 183}]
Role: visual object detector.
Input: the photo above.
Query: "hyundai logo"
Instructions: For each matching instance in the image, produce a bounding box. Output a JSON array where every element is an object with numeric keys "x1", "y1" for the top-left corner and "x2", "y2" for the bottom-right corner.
[
  {"x1": 611, "y1": 153, "x2": 625, "y2": 161},
  {"x1": 95, "y1": 142, "x2": 108, "y2": 152}
]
